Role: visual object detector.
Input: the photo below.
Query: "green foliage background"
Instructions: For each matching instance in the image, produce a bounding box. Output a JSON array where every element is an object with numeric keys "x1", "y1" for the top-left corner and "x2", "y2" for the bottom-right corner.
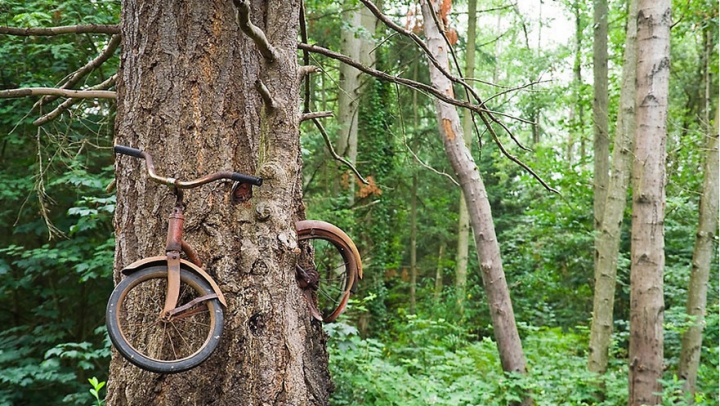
[{"x1": 0, "y1": 0, "x2": 717, "y2": 404}]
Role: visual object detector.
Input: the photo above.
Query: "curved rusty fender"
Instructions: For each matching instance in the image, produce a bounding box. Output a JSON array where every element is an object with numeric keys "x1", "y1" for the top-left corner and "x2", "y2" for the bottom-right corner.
[
  {"x1": 120, "y1": 256, "x2": 228, "y2": 307},
  {"x1": 295, "y1": 220, "x2": 363, "y2": 280}
]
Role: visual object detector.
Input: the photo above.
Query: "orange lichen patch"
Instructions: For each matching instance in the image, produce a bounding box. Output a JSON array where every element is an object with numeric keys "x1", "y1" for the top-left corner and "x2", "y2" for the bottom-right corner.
[
  {"x1": 446, "y1": 28, "x2": 458, "y2": 45},
  {"x1": 442, "y1": 118, "x2": 456, "y2": 141}
]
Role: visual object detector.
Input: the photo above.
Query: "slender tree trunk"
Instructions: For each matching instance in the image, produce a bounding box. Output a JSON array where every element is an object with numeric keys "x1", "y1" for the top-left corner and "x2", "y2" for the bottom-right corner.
[
  {"x1": 420, "y1": 0, "x2": 527, "y2": 377},
  {"x1": 434, "y1": 241, "x2": 445, "y2": 304},
  {"x1": 337, "y1": 1, "x2": 362, "y2": 169},
  {"x1": 410, "y1": 173, "x2": 418, "y2": 314},
  {"x1": 337, "y1": 0, "x2": 376, "y2": 197},
  {"x1": 628, "y1": 1, "x2": 671, "y2": 404},
  {"x1": 107, "y1": 1, "x2": 331, "y2": 405},
  {"x1": 593, "y1": 0, "x2": 610, "y2": 235},
  {"x1": 455, "y1": 0, "x2": 476, "y2": 315},
  {"x1": 567, "y1": 1, "x2": 584, "y2": 165},
  {"x1": 678, "y1": 107, "x2": 718, "y2": 396},
  {"x1": 588, "y1": 0, "x2": 638, "y2": 374}
]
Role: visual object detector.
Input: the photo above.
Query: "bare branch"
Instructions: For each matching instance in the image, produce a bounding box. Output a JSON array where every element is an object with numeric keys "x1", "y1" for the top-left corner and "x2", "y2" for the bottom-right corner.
[
  {"x1": 0, "y1": 87, "x2": 116, "y2": 99},
  {"x1": 36, "y1": 34, "x2": 121, "y2": 108},
  {"x1": 233, "y1": 0, "x2": 278, "y2": 62},
  {"x1": 298, "y1": 65, "x2": 320, "y2": 77},
  {"x1": 301, "y1": 111, "x2": 333, "y2": 122},
  {"x1": 404, "y1": 137, "x2": 460, "y2": 187},
  {"x1": 309, "y1": 117, "x2": 369, "y2": 185},
  {"x1": 298, "y1": 43, "x2": 491, "y2": 116},
  {"x1": 0, "y1": 24, "x2": 119, "y2": 36},
  {"x1": 254, "y1": 79, "x2": 276, "y2": 109},
  {"x1": 33, "y1": 75, "x2": 117, "y2": 126}
]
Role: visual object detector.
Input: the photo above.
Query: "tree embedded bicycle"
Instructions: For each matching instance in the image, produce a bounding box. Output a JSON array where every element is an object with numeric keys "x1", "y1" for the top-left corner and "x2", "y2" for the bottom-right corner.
[{"x1": 107, "y1": 146, "x2": 362, "y2": 374}]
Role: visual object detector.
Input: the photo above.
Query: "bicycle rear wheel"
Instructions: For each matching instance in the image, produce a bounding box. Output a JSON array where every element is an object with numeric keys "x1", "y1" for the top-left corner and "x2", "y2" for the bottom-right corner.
[
  {"x1": 106, "y1": 265, "x2": 223, "y2": 373},
  {"x1": 296, "y1": 221, "x2": 361, "y2": 322}
]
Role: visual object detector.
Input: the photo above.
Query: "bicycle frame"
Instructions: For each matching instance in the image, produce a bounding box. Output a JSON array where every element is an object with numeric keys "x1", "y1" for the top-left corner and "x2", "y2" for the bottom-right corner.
[
  {"x1": 112, "y1": 145, "x2": 261, "y2": 316},
  {"x1": 109, "y1": 145, "x2": 363, "y2": 372}
]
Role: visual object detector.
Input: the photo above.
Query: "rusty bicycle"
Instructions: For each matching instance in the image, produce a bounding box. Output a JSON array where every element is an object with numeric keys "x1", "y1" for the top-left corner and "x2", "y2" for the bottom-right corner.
[{"x1": 107, "y1": 145, "x2": 362, "y2": 373}]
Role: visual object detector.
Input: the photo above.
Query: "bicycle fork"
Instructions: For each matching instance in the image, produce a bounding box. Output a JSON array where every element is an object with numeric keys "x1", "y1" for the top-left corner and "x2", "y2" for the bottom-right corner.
[{"x1": 160, "y1": 192, "x2": 218, "y2": 319}]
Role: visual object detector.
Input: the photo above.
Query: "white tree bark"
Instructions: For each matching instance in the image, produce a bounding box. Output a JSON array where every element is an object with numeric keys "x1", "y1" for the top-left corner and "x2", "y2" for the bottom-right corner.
[
  {"x1": 629, "y1": 1, "x2": 671, "y2": 404},
  {"x1": 588, "y1": 0, "x2": 638, "y2": 374}
]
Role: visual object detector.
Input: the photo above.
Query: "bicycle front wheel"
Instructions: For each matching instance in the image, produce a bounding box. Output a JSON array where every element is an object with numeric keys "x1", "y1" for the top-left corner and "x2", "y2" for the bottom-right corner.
[
  {"x1": 296, "y1": 221, "x2": 361, "y2": 322},
  {"x1": 106, "y1": 265, "x2": 224, "y2": 373}
]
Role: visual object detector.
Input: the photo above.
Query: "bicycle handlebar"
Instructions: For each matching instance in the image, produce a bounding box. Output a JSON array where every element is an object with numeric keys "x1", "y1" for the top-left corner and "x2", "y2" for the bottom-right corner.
[{"x1": 114, "y1": 145, "x2": 263, "y2": 188}]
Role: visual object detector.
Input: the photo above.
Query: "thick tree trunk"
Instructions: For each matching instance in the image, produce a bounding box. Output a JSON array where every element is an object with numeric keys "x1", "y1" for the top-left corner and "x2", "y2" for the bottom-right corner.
[
  {"x1": 678, "y1": 107, "x2": 718, "y2": 395},
  {"x1": 455, "y1": 0, "x2": 476, "y2": 315},
  {"x1": 588, "y1": 0, "x2": 637, "y2": 375},
  {"x1": 107, "y1": 1, "x2": 331, "y2": 405},
  {"x1": 420, "y1": 0, "x2": 527, "y2": 376},
  {"x1": 628, "y1": 1, "x2": 671, "y2": 404}
]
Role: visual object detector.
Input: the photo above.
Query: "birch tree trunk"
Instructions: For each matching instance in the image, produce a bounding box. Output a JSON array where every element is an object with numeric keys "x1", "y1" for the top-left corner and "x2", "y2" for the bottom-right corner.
[
  {"x1": 678, "y1": 107, "x2": 719, "y2": 396},
  {"x1": 629, "y1": 1, "x2": 671, "y2": 404},
  {"x1": 107, "y1": 1, "x2": 331, "y2": 404},
  {"x1": 588, "y1": 0, "x2": 638, "y2": 374},
  {"x1": 455, "y1": 0, "x2": 477, "y2": 315},
  {"x1": 420, "y1": 0, "x2": 527, "y2": 376}
]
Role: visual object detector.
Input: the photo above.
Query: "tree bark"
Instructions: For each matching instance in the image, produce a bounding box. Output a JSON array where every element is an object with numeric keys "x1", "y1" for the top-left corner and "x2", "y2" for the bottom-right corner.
[
  {"x1": 107, "y1": 1, "x2": 331, "y2": 405},
  {"x1": 455, "y1": 0, "x2": 476, "y2": 315},
  {"x1": 628, "y1": 1, "x2": 671, "y2": 404},
  {"x1": 592, "y1": 0, "x2": 610, "y2": 248},
  {"x1": 678, "y1": 107, "x2": 719, "y2": 395},
  {"x1": 588, "y1": 0, "x2": 638, "y2": 375},
  {"x1": 420, "y1": 0, "x2": 527, "y2": 376}
]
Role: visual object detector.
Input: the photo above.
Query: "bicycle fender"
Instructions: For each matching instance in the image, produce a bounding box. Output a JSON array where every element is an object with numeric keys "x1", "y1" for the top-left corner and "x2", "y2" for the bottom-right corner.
[
  {"x1": 295, "y1": 220, "x2": 363, "y2": 279},
  {"x1": 120, "y1": 256, "x2": 227, "y2": 307}
]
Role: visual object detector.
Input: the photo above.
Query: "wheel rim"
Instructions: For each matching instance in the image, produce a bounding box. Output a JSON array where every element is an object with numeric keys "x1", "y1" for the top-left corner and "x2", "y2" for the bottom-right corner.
[
  {"x1": 297, "y1": 236, "x2": 353, "y2": 321},
  {"x1": 114, "y1": 269, "x2": 218, "y2": 364}
]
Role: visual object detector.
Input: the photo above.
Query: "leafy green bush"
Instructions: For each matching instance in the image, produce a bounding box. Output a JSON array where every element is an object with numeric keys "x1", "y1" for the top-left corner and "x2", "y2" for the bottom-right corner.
[{"x1": 327, "y1": 316, "x2": 633, "y2": 405}]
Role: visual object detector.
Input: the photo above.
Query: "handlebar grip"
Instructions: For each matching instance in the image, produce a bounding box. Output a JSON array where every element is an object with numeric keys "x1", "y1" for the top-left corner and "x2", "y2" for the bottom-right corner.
[
  {"x1": 114, "y1": 145, "x2": 145, "y2": 159},
  {"x1": 231, "y1": 172, "x2": 263, "y2": 186}
]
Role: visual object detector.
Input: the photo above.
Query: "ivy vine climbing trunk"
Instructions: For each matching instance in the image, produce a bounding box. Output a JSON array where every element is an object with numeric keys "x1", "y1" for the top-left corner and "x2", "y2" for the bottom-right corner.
[
  {"x1": 628, "y1": 0, "x2": 671, "y2": 404},
  {"x1": 419, "y1": 0, "x2": 528, "y2": 380},
  {"x1": 106, "y1": 1, "x2": 331, "y2": 405}
]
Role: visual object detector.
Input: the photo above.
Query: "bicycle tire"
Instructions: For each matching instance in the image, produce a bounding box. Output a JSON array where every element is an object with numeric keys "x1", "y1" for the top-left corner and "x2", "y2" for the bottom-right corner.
[
  {"x1": 296, "y1": 221, "x2": 362, "y2": 322},
  {"x1": 106, "y1": 265, "x2": 223, "y2": 373}
]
